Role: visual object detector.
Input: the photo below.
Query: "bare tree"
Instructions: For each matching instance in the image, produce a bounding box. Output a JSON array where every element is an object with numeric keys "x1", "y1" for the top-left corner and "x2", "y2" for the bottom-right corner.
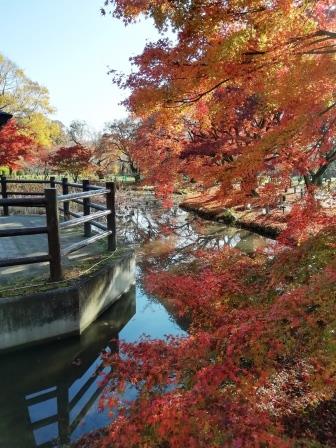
[
  {"x1": 68, "y1": 120, "x2": 92, "y2": 146},
  {"x1": 94, "y1": 118, "x2": 140, "y2": 180}
]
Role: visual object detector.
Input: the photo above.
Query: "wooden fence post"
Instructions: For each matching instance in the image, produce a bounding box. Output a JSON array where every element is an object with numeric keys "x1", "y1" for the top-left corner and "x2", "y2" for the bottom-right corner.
[
  {"x1": 50, "y1": 176, "x2": 56, "y2": 188},
  {"x1": 45, "y1": 188, "x2": 63, "y2": 281},
  {"x1": 0, "y1": 175, "x2": 9, "y2": 216},
  {"x1": 82, "y1": 179, "x2": 91, "y2": 237},
  {"x1": 106, "y1": 181, "x2": 116, "y2": 251},
  {"x1": 62, "y1": 177, "x2": 70, "y2": 221}
]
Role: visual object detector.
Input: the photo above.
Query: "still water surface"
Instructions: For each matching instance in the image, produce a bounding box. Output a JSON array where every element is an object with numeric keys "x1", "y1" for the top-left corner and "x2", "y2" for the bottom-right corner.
[{"x1": 0, "y1": 194, "x2": 269, "y2": 447}]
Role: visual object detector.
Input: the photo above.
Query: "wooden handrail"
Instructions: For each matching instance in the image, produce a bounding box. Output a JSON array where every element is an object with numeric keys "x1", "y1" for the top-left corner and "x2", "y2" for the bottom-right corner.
[
  {"x1": 0, "y1": 227, "x2": 48, "y2": 237},
  {"x1": 90, "y1": 202, "x2": 107, "y2": 211},
  {"x1": 5, "y1": 179, "x2": 51, "y2": 184},
  {"x1": 60, "y1": 210, "x2": 110, "y2": 230},
  {"x1": 0, "y1": 197, "x2": 46, "y2": 207},
  {"x1": 0, "y1": 255, "x2": 50, "y2": 268},
  {"x1": 58, "y1": 208, "x2": 81, "y2": 219},
  {"x1": 87, "y1": 184, "x2": 104, "y2": 190},
  {"x1": 58, "y1": 209, "x2": 108, "y2": 232},
  {"x1": 90, "y1": 220, "x2": 108, "y2": 232},
  {"x1": 62, "y1": 231, "x2": 112, "y2": 256},
  {"x1": 57, "y1": 189, "x2": 109, "y2": 202},
  {"x1": 72, "y1": 199, "x2": 107, "y2": 212},
  {"x1": 64, "y1": 182, "x2": 103, "y2": 190},
  {"x1": 65, "y1": 182, "x2": 83, "y2": 189},
  {"x1": 6, "y1": 191, "x2": 47, "y2": 196},
  {"x1": 0, "y1": 177, "x2": 117, "y2": 281}
]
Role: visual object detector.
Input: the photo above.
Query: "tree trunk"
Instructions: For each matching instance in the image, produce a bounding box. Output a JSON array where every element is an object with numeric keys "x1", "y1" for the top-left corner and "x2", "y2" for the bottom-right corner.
[
  {"x1": 303, "y1": 175, "x2": 311, "y2": 189},
  {"x1": 130, "y1": 161, "x2": 140, "y2": 182}
]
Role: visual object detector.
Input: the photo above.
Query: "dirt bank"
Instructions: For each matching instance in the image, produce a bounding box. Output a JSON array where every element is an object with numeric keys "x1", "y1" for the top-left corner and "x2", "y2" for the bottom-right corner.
[{"x1": 180, "y1": 193, "x2": 288, "y2": 239}]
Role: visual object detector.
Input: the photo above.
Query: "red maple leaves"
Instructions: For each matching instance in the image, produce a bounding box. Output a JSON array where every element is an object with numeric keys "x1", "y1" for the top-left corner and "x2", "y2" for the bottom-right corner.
[
  {"x1": 0, "y1": 120, "x2": 35, "y2": 169},
  {"x1": 48, "y1": 144, "x2": 92, "y2": 181},
  {"x1": 78, "y1": 224, "x2": 336, "y2": 447}
]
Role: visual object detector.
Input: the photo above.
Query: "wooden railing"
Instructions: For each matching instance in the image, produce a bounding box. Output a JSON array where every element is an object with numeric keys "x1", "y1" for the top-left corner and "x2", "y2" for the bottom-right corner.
[{"x1": 0, "y1": 176, "x2": 116, "y2": 282}]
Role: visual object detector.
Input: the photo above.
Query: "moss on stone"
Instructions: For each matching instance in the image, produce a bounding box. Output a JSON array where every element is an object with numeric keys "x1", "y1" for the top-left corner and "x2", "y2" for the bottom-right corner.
[{"x1": 0, "y1": 247, "x2": 130, "y2": 299}]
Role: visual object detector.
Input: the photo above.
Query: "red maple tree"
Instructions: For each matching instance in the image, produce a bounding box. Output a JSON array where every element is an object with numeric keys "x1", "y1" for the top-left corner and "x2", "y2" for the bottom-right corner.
[
  {"x1": 48, "y1": 144, "x2": 92, "y2": 181},
  {"x1": 74, "y1": 2, "x2": 336, "y2": 447},
  {"x1": 0, "y1": 120, "x2": 35, "y2": 169},
  {"x1": 103, "y1": 0, "x2": 336, "y2": 203}
]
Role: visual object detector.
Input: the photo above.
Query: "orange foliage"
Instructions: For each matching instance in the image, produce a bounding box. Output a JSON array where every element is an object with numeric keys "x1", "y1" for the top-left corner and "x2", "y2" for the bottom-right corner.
[
  {"x1": 105, "y1": 0, "x2": 336, "y2": 202},
  {"x1": 74, "y1": 3, "x2": 336, "y2": 447}
]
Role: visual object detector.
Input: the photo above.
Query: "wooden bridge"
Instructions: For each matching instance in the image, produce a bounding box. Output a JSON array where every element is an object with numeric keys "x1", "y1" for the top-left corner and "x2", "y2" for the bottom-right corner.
[{"x1": 0, "y1": 176, "x2": 117, "y2": 282}]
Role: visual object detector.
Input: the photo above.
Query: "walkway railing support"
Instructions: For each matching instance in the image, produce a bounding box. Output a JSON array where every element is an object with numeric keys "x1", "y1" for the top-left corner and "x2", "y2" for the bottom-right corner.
[
  {"x1": 82, "y1": 179, "x2": 91, "y2": 237},
  {"x1": 1, "y1": 175, "x2": 8, "y2": 216},
  {"x1": 45, "y1": 188, "x2": 63, "y2": 281},
  {"x1": 106, "y1": 182, "x2": 116, "y2": 251},
  {"x1": 62, "y1": 177, "x2": 70, "y2": 221}
]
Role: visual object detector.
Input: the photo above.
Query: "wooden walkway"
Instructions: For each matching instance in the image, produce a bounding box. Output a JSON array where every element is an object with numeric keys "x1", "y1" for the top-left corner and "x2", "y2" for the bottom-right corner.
[
  {"x1": 0, "y1": 177, "x2": 117, "y2": 285},
  {"x1": 0, "y1": 215, "x2": 104, "y2": 286}
]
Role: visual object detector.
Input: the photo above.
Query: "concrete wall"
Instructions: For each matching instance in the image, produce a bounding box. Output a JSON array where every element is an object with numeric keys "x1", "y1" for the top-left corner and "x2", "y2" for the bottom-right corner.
[
  {"x1": 0, "y1": 250, "x2": 135, "y2": 352},
  {"x1": 78, "y1": 251, "x2": 136, "y2": 332}
]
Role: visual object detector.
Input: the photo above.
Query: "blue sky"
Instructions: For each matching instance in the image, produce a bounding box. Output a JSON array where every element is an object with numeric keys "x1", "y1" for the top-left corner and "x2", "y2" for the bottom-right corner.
[{"x1": 0, "y1": 0, "x2": 159, "y2": 130}]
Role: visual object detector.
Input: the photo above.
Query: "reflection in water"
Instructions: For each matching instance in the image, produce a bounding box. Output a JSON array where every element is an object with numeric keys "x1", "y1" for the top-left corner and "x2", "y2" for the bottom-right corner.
[
  {"x1": 0, "y1": 193, "x2": 269, "y2": 447},
  {"x1": 116, "y1": 192, "x2": 271, "y2": 258},
  {"x1": 0, "y1": 290, "x2": 135, "y2": 448},
  {"x1": 0, "y1": 282, "x2": 187, "y2": 448},
  {"x1": 0, "y1": 289, "x2": 135, "y2": 448}
]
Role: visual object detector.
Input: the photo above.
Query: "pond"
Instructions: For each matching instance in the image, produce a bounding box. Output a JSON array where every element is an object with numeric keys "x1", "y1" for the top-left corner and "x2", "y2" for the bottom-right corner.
[{"x1": 0, "y1": 192, "x2": 270, "y2": 448}]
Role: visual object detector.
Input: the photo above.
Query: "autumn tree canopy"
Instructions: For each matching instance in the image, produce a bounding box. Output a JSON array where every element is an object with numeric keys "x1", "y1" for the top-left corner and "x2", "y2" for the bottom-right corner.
[
  {"x1": 94, "y1": 118, "x2": 140, "y2": 178},
  {"x1": 48, "y1": 144, "x2": 92, "y2": 181},
  {"x1": 0, "y1": 119, "x2": 35, "y2": 169},
  {"x1": 74, "y1": 4, "x2": 336, "y2": 447},
  {"x1": 103, "y1": 0, "x2": 336, "y2": 201},
  {"x1": 0, "y1": 53, "x2": 64, "y2": 148}
]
